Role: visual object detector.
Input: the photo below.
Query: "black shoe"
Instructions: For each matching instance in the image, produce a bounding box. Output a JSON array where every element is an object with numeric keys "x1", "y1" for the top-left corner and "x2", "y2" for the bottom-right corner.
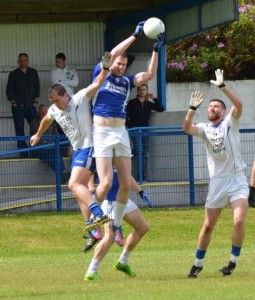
[
  {"x1": 85, "y1": 215, "x2": 109, "y2": 231},
  {"x1": 188, "y1": 265, "x2": 203, "y2": 278},
  {"x1": 81, "y1": 236, "x2": 99, "y2": 253},
  {"x1": 219, "y1": 261, "x2": 236, "y2": 276}
]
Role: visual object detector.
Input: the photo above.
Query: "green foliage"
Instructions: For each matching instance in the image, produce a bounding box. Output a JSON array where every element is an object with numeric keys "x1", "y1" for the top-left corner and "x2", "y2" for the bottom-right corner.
[{"x1": 167, "y1": 4, "x2": 255, "y2": 82}]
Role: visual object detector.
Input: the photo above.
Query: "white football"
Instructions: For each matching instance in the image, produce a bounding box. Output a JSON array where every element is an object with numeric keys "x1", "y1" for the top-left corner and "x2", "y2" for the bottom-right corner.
[{"x1": 143, "y1": 17, "x2": 165, "y2": 39}]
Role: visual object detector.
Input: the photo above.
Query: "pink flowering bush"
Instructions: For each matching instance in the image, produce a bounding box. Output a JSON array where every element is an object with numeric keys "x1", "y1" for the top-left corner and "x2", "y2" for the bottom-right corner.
[{"x1": 166, "y1": 3, "x2": 255, "y2": 82}]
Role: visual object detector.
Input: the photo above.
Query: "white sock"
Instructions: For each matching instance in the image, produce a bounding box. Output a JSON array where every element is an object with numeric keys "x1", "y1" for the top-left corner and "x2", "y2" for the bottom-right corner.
[
  {"x1": 195, "y1": 258, "x2": 204, "y2": 267},
  {"x1": 119, "y1": 248, "x2": 130, "y2": 265},
  {"x1": 230, "y1": 254, "x2": 238, "y2": 264},
  {"x1": 113, "y1": 202, "x2": 126, "y2": 227},
  {"x1": 87, "y1": 258, "x2": 100, "y2": 274}
]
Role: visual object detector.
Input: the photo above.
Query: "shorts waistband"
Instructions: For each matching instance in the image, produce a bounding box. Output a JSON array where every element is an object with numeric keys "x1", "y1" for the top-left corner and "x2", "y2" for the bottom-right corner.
[{"x1": 93, "y1": 125, "x2": 126, "y2": 131}]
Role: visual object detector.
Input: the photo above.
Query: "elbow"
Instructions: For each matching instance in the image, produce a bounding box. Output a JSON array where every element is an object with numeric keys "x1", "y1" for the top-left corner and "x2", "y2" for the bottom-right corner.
[
  {"x1": 183, "y1": 123, "x2": 190, "y2": 134},
  {"x1": 146, "y1": 72, "x2": 155, "y2": 81}
]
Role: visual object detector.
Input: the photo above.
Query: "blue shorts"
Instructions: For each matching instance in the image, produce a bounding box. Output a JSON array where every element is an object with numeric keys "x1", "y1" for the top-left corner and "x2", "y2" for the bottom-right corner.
[{"x1": 71, "y1": 147, "x2": 96, "y2": 173}]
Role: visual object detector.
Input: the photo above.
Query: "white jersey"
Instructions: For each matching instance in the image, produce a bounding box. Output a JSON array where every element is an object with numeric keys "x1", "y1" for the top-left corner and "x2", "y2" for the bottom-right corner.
[
  {"x1": 50, "y1": 66, "x2": 79, "y2": 96},
  {"x1": 47, "y1": 88, "x2": 93, "y2": 150},
  {"x1": 197, "y1": 112, "x2": 246, "y2": 178}
]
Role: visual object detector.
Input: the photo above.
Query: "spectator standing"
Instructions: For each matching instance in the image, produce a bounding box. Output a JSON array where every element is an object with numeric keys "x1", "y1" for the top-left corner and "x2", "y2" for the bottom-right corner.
[
  {"x1": 50, "y1": 53, "x2": 79, "y2": 96},
  {"x1": 126, "y1": 84, "x2": 164, "y2": 181},
  {"x1": 6, "y1": 53, "x2": 40, "y2": 157}
]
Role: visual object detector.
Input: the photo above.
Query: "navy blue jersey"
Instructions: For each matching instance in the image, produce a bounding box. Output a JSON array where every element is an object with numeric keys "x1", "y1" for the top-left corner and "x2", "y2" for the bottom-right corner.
[{"x1": 92, "y1": 63, "x2": 135, "y2": 119}]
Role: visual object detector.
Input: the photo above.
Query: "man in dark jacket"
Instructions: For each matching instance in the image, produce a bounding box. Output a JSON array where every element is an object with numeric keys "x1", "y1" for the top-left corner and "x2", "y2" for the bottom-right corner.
[
  {"x1": 126, "y1": 84, "x2": 164, "y2": 181},
  {"x1": 6, "y1": 53, "x2": 40, "y2": 157}
]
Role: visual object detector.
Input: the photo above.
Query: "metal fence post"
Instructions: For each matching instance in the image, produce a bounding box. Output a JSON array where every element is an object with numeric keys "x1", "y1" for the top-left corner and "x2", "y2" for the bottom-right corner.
[
  {"x1": 137, "y1": 129, "x2": 144, "y2": 183},
  {"x1": 188, "y1": 134, "x2": 196, "y2": 206},
  {"x1": 54, "y1": 136, "x2": 62, "y2": 211}
]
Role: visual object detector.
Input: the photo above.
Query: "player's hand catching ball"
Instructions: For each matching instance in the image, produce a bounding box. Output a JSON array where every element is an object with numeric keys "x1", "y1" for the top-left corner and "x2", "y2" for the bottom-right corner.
[{"x1": 133, "y1": 21, "x2": 145, "y2": 38}]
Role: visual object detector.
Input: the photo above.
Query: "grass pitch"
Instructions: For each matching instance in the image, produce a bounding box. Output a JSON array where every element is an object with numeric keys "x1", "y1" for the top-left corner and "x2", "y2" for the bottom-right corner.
[{"x1": 1, "y1": 207, "x2": 255, "y2": 299}]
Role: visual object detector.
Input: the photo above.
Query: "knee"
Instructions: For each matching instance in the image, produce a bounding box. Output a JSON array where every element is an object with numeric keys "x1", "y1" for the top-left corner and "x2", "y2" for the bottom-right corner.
[
  {"x1": 137, "y1": 222, "x2": 150, "y2": 237},
  {"x1": 98, "y1": 180, "x2": 112, "y2": 193},
  {"x1": 234, "y1": 216, "x2": 245, "y2": 229},
  {"x1": 202, "y1": 222, "x2": 215, "y2": 234},
  {"x1": 68, "y1": 180, "x2": 77, "y2": 193},
  {"x1": 119, "y1": 181, "x2": 132, "y2": 193}
]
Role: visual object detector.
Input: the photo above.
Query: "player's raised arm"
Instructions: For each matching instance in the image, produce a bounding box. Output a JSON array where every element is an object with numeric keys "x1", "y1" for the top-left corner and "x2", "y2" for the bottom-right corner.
[
  {"x1": 110, "y1": 21, "x2": 144, "y2": 61},
  {"x1": 86, "y1": 52, "x2": 112, "y2": 98},
  {"x1": 210, "y1": 69, "x2": 242, "y2": 119},
  {"x1": 183, "y1": 91, "x2": 203, "y2": 136},
  {"x1": 134, "y1": 33, "x2": 164, "y2": 86}
]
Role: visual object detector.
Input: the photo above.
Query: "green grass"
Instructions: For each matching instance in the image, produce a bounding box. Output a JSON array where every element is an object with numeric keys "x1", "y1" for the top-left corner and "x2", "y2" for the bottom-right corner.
[{"x1": 1, "y1": 207, "x2": 255, "y2": 299}]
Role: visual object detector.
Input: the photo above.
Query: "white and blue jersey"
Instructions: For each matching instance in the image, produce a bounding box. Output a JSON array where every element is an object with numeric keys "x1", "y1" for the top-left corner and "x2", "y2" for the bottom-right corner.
[
  {"x1": 91, "y1": 63, "x2": 135, "y2": 119},
  {"x1": 47, "y1": 88, "x2": 93, "y2": 151},
  {"x1": 197, "y1": 113, "x2": 246, "y2": 178}
]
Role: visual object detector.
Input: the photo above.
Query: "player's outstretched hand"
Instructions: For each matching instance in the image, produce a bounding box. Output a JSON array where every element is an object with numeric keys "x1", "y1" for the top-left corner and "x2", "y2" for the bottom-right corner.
[
  {"x1": 133, "y1": 21, "x2": 145, "y2": 38},
  {"x1": 210, "y1": 69, "x2": 225, "y2": 88},
  {"x1": 189, "y1": 91, "x2": 203, "y2": 111},
  {"x1": 102, "y1": 51, "x2": 112, "y2": 70},
  {"x1": 153, "y1": 33, "x2": 164, "y2": 52},
  {"x1": 30, "y1": 135, "x2": 40, "y2": 146},
  {"x1": 139, "y1": 190, "x2": 153, "y2": 208}
]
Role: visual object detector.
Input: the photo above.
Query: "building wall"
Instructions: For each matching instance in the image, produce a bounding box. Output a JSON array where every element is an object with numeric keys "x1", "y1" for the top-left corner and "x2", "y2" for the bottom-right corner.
[{"x1": 166, "y1": 80, "x2": 255, "y2": 129}]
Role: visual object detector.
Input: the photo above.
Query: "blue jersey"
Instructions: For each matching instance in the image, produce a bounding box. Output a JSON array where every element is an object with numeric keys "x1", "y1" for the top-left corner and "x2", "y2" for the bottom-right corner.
[
  {"x1": 92, "y1": 63, "x2": 135, "y2": 119},
  {"x1": 106, "y1": 169, "x2": 119, "y2": 201}
]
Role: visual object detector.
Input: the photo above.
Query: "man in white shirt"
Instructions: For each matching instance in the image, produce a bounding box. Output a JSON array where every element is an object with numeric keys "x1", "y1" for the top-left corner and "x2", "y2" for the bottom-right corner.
[
  {"x1": 50, "y1": 53, "x2": 79, "y2": 96},
  {"x1": 183, "y1": 69, "x2": 249, "y2": 278}
]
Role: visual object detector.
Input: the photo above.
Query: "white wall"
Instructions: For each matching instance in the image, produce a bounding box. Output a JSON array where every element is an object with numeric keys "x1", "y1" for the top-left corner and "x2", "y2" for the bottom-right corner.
[{"x1": 167, "y1": 80, "x2": 255, "y2": 129}]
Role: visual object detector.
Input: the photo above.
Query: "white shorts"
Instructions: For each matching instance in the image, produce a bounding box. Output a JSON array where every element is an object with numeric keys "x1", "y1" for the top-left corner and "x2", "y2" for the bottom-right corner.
[
  {"x1": 93, "y1": 125, "x2": 132, "y2": 157},
  {"x1": 101, "y1": 199, "x2": 137, "y2": 219},
  {"x1": 206, "y1": 172, "x2": 249, "y2": 208}
]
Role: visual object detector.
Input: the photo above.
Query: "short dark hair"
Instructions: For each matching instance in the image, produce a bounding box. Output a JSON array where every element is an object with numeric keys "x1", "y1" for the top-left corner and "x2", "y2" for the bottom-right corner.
[
  {"x1": 18, "y1": 53, "x2": 28, "y2": 58},
  {"x1": 137, "y1": 84, "x2": 148, "y2": 90},
  {"x1": 120, "y1": 52, "x2": 128, "y2": 60},
  {"x1": 209, "y1": 98, "x2": 226, "y2": 110},
  {"x1": 55, "y1": 53, "x2": 66, "y2": 61},
  {"x1": 48, "y1": 84, "x2": 67, "y2": 98}
]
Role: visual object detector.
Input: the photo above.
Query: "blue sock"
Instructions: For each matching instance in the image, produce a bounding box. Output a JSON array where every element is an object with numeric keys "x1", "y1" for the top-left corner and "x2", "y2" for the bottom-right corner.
[
  {"x1": 196, "y1": 249, "x2": 206, "y2": 259},
  {"x1": 195, "y1": 249, "x2": 206, "y2": 267},
  {"x1": 88, "y1": 202, "x2": 103, "y2": 218},
  {"x1": 231, "y1": 245, "x2": 241, "y2": 256}
]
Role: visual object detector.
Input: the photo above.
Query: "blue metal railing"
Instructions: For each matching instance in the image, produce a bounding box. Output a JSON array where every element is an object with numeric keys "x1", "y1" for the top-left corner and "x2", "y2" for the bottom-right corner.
[
  {"x1": 0, "y1": 135, "x2": 70, "y2": 211},
  {"x1": 0, "y1": 126, "x2": 254, "y2": 211}
]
